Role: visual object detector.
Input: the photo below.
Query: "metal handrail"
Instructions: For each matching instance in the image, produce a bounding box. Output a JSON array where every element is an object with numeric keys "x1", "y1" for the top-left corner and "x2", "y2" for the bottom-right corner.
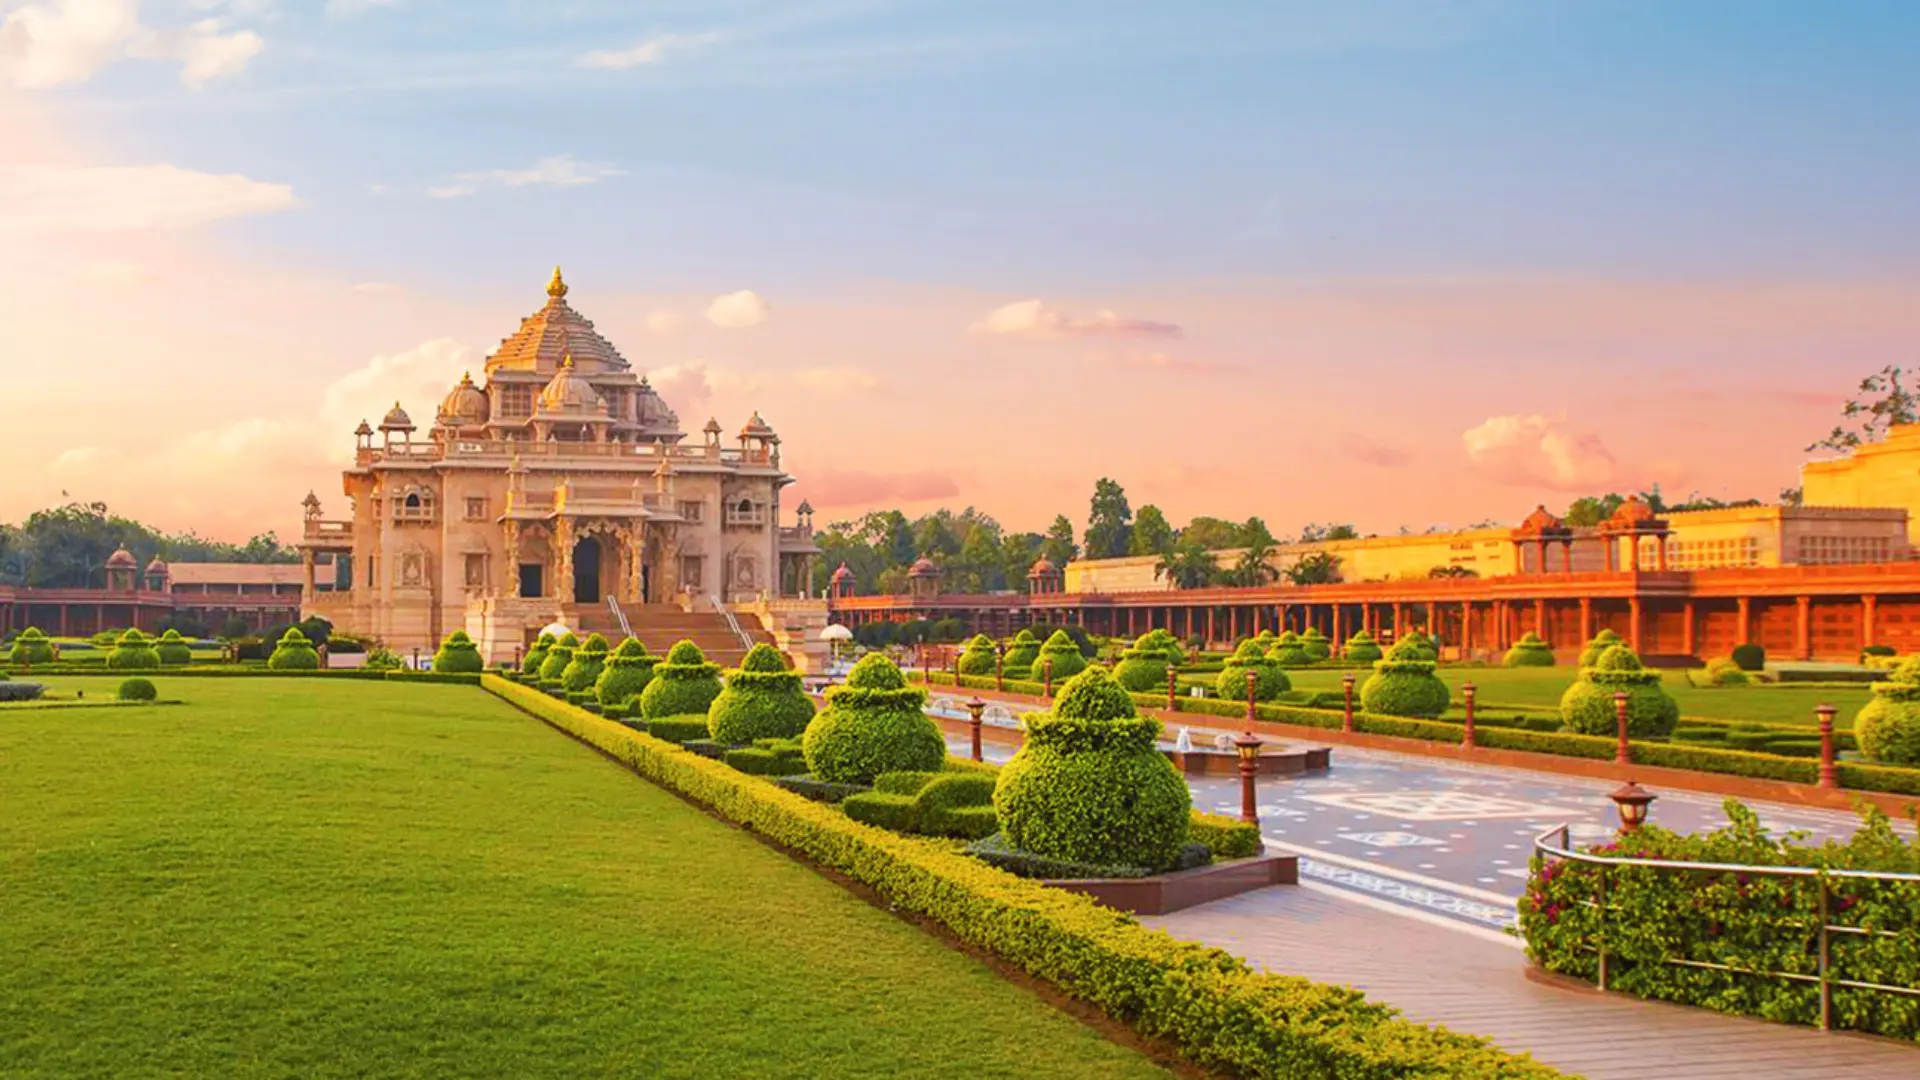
[
  {"x1": 605, "y1": 596, "x2": 633, "y2": 640},
  {"x1": 1530, "y1": 823, "x2": 1920, "y2": 1031},
  {"x1": 709, "y1": 594, "x2": 755, "y2": 653}
]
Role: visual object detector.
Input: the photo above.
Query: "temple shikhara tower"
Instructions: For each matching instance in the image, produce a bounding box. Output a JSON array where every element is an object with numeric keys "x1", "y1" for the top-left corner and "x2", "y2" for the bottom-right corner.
[{"x1": 298, "y1": 268, "x2": 827, "y2": 666}]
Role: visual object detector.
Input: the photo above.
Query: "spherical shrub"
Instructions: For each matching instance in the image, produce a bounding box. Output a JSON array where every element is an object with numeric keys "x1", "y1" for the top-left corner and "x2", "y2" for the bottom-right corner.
[
  {"x1": 561, "y1": 633, "x2": 610, "y2": 692},
  {"x1": 1036, "y1": 629, "x2": 1088, "y2": 681},
  {"x1": 639, "y1": 639, "x2": 723, "y2": 720},
  {"x1": 1504, "y1": 632, "x2": 1556, "y2": 668},
  {"x1": 267, "y1": 628, "x2": 320, "y2": 671},
  {"x1": 1001, "y1": 629, "x2": 1041, "y2": 678},
  {"x1": 1854, "y1": 656, "x2": 1920, "y2": 765},
  {"x1": 117, "y1": 677, "x2": 158, "y2": 702},
  {"x1": 1112, "y1": 631, "x2": 1174, "y2": 692},
  {"x1": 993, "y1": 666, "x2": 1191, "y2": 872},
  {"x1": 1267, "y1": 630, "x2": 1312, "y2": 668},
  {"x1": 1215, "y1": 638, "x2": 1290, "y2": 701},
  {"x1": 1343, "y1": 631, "x2": 1383, "y2": 664},
  {"x1": 522, "y1": 632, "x2": 555, "y2": 674},
  {"x1": 1389, "y1": 632, "x2": 1438, "y2": 663},
  {"x1": 1560, "y1": 645, "x2": 1679, "y2": 738},
  {"x1": 155, "y1": 628, "x2": 194, "y2": 666},
  {"x1": 709, "y1": 643, "x2": 816, "y2": 745},
  {"x1": 106, "y1": 629, "x2": 161, "y2": 670},
  {"x1": 538, "y1": 632, "x2": 579, "y2": 682},
  {"x1": 1299, "y1": 627, "x2": 1332, "y2": 662},
  {"x1": 594, "y1": 637, "x2": 656, "y2": 706},
  {"x1": 802, "y1": 652, "x2": 943, "y2": 784},
  {"x1": 1578, "y1": 629, "x2": 1625, "y2": 668},
  {"x1": 1730, "y1": 642, "x2": 1766, "y2": 672},
  {"x1": 432, "y1": 629, "x2": 485, "y2": 673},
  {"x1": 8, "y1": 627, "x2": 54, "y2": 665},
  {"x1": 1703, "y1": 657, "x2": 1751, "y2": 686},
  {"x1": 1359, "y1": 656, "x2": 1450, "y2": 719},
  {"x1": 956, "y1": 634, "x2": 996, "y2": 676}
]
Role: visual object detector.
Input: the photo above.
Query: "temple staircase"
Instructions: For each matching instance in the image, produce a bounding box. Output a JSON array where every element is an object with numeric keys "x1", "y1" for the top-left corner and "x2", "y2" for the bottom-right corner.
[{"x1": 572, "y1": 601, "x2": 773, "y2": 669}]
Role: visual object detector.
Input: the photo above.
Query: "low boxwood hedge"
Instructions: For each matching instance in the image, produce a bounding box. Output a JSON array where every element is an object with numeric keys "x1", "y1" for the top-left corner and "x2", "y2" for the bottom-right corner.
[{"x1": 485, "y1": 676, "x2": 1565, "y2": 1079}]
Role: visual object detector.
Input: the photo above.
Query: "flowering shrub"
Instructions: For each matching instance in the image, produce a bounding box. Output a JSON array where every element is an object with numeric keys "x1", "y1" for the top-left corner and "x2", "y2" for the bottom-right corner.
[{"x1": 1521, "y1": 800, "x2": 1920, "y2": 1041}]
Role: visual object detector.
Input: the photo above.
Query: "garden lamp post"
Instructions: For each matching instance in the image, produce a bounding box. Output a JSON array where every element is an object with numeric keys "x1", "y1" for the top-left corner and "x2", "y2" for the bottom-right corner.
[
  {"x1": 965, "y1": 697, "x2": 986, "y2": 762},
  {"x1": 1342, "y1": 672, "x2": 1356, "y2": 734},
  {"x1": 1461, "y1": 681, "x2": 1477, "y2": 749},
  {"x1": 513, "y1": 645, "x2": 523, "y2": 671},
  {"x1": 412, "y1": 647, "x2": 421, "y2": 670},
  {"x1": 1613, "y1": 691, "x2": 1632, "y2": 766},
  {"x1": 995, "y1": 644, "x2": 1004, "y2": 693},
  {"x1": 1244, "y1": 668, "x2": 1258, "y2": 725},
  {"x1": 1043, "y1": 657, "x2": 1054, "y2": 700},
  {"x1": 1609, "y1": 781, "x2": 1655, "y2": 833},
  {"x1": 1166, "y1": 666, "x2": 1178, "y2": 711},
  {"x1": 1234, "y1": 729, "x2": 1264, "y2": 825},
  {"x1": 1816, "y1": 703, "x2": 1839, "y2": 789}
]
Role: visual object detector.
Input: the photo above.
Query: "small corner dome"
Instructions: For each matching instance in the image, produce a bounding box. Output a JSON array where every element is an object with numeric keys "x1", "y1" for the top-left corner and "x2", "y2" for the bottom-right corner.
[
  {"x1": 106, "y1": 547, "x2": 137, "y2": 569},
  {"x1": 1029, "y1": 557, "x2": 1057, "y2": 575},
  {"x1": 739, "y1": 411, "x2": 775, "y2": 439},
  {"x1": 438, "y1": 372, "x2": 489, "y2": 425},
  {"x1": 144, "y1": 556, "x2": 168, "y2": 574},
  {"x1": 796, "y1": 499, "x2": 814, "y2": 515},
  {"x1": 703, "y1": 417, "x2": 723, "y2": 435},
  {"x1": 1518, "y1": 504, "x2": 1565, "y2": 531},
  {"x1": 380, "y1": 402, "x2": 414, "y2": 430},
  {"x1": 354, "y1": 419, "x2": 374, "y2": 437},
  {"x1": 908, "y1": 556, "x2": 940, "y2": 577},
  {"x1": 1608, "y1": 497, "x2": 1657, "y2": 528}
]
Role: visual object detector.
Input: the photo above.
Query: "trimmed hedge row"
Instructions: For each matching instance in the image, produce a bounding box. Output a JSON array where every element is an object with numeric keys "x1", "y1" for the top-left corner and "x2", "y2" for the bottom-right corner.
[{"x1": 483, "y1": 675, "x2": 1564, "y2": 1079}]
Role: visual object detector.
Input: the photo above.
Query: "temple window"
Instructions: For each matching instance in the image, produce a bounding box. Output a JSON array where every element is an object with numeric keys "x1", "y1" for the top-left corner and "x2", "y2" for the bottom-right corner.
[
  {"x1": 465, "y1": 496, "x2": 487, "y2": 521},
  {"x1": 499, "y1": 385, "x2": 533, "y2": 418},
  {"x1": 678, "y1": 500, "x2": 704, "y2": 523},
  {"x1": 681, "y1": 555, "x2": 704, "y2": 590},
  {"x1": 464, "y1": 553, "x2": 487, "y2": 587}
]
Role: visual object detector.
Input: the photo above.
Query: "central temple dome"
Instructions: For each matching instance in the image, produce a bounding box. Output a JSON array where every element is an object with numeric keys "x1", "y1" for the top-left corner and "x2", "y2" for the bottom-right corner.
[{"x1": 484, "y1": 266, "x2": 630, "y2": 375}]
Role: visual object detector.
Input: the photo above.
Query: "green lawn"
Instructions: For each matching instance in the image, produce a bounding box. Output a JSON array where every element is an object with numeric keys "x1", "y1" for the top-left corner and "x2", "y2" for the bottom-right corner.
[
  {"x1": 1183, "y1": 666, "x2": 1874, "y2": 728},
  {"x1": 0, "y1": 676, "x2": 1172, "y2": 1080}
]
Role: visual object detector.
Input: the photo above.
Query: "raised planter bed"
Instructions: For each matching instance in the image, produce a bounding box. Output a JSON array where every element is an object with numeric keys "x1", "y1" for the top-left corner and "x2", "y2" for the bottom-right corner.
[
  {"x1": 1165, "y1": 744, "x2": 1331, "y2": 778},
  {"x1": 1045, "y1": 852, "x2": 1297, "y2": 916}
]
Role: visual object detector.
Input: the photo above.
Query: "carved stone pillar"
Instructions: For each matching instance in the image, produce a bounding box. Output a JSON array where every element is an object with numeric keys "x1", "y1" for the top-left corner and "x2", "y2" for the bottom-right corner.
[
  {"x1": 502, "y1": 521, "x2": 521, "y2": 598},
  {"x1": 624, "y1": 522, "x2": 645, "y2": 603},
  {"x1": 553, "y1": 517, "x2": 575, "y2": 604}
]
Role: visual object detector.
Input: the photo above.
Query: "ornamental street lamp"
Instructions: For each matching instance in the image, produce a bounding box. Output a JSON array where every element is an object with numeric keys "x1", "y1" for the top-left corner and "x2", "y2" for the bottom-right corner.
[
  {"x1": 1609, "y1": 780, "x2": 1656, "y2": 832},
  {"x1": 1816, "y1": 703, "x2": 1839, "y2": 789},
  {"x1": 1234, "y1": 728, "x2": 1264, "y2": 825},
  {"x1": 1613, "y1": 691, "x2": 1632, "y2": 766},
  {"x1": 1342, "y1": 672, "x2": 1356, "y2": 734},
  {"x1": 1244, "y1": 668, "x2": 1258, "y2": 725},
  {"x1": 1167, "y1": 666, "x2": 1178, "y2": 711},
  {"x1": 1043, "y1": 657, "x2": 1054, "y2": 700},
  {"x1": 995, "y1": 643, "x2": 1005, "y2": 693},
  {"x1": 965, "y1": 697, "x2": 987, "y2": 762},
  {"x1": 1461, "y1": 681, "x2": 1477, "y2": 749}
]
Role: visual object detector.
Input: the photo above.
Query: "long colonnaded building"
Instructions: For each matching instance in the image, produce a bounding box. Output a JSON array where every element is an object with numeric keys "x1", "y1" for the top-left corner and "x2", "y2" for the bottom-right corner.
[
  {"x1": 829, "y1": 438, "x2": 1920, "y2": 664},
  {"x1": 0, "y1": 551, "x2": 302, "y2": 637},
  {"x1": 297, "y1": 268, "x2": 828, "y2": 668}
]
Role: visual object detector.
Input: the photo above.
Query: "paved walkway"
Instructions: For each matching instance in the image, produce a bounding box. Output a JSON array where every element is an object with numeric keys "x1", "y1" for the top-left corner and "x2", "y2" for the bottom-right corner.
[{"x1": 1145, "y1": 885, "x2": 1919, "y2": 1079}]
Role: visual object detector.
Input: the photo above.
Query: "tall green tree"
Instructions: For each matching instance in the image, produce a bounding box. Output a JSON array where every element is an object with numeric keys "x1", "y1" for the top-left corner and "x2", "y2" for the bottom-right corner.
[
  {"x1": 1285, "y1": 551, "x2": 1341, "y2": 585},
  {"x1": 1564, "y1": 494, "x2": 1626, "y2": 528},
  {"x1": 1083, "y1": 477, "x2": 1133, "y2": 559},
  {"x1": 1298, "y1": 522, "x2": 1358, "y2": 542},
  {"x1": 1154, "y1": 541, "x2": 1218, "y2": 589},
  {"x1": 1225, "y1": 517, "x2": 1279, "y2": 586},
  {"x1": 1808, "y1": 365, "x2": 1917, "y2": 453},
  {"x1": 1128, "y1": 504, "x2": 1174, "y2": 557},
  {"x1": 1040, "y1": 514, "x2": 1078, "y2": 566},
  {"x1": 1180, "y1": 516, "x2": 1247, "y2": 550},
  {"x1": 1000, "y1": 531, "x2": 1041, "y2": 584}
]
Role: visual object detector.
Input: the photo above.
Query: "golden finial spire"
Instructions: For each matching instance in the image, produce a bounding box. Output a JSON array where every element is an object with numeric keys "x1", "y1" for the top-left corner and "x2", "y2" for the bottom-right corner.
[
  {"x1": 547, "y1": 265, "x2": 568, "y2": 299},
  {"x1": 561, "y1": 349, "x2": 574, "y2": 369}
]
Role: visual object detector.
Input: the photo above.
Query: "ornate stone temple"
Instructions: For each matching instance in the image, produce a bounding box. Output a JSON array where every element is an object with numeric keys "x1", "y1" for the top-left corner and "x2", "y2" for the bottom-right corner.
[{"x1": 298, "y1": 268, "x2": 826, "y2": 666}]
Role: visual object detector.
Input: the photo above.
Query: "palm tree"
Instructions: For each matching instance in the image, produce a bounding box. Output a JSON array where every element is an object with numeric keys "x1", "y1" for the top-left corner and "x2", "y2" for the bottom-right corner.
[
  {"x1": 1229, "y1": 537, "x2": 1279, "y2": 586},
  {"x1": 1154, "y1": 541, "x2": 1218, "y2": 589}
]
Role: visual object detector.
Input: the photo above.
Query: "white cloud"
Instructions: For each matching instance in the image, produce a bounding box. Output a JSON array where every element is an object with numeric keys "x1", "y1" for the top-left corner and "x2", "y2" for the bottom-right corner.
[
  {"x1": 51, "y1": 444, "x2": 115, "y2": 469},
  {"x1": 704, "y1": 288, "x2": 769, "y2": 329},
  {"x1": 791, "y1": 366, "x2": 880, "y2": 394},
  {"x1": 427, "y1": 154, "x2": 624, "y2": 199},
  {"x1": 969, "y1": 298, "x2": 1182, "y2": 340},
  {"x1": 0, "y1": 0, "x2": 262, "y2": 88},
  {"x1": 578, "y1": 31, "x2": 720, "y2": 70},
  {"x1": 350, "y1": 280, "x2": 402, "y2": 293},
  {"x1": 0, "y1": 162, "x2": 297, "y2": 232},
  {"x1": 318, "y1": 338, "x2": 477, "y2": 433},
  {"x1": 1461, "y1": 414, "x2": 1618, "y2": 492},
  {"x1": 324, "y1": 0, "x2": 399, "y2": 17},
  {"x1": 647, "y1": 360, "x2": 762, "y2": 412},
  {"x1": 642, "y1": 309, "x2": 683, "y2": 335}
]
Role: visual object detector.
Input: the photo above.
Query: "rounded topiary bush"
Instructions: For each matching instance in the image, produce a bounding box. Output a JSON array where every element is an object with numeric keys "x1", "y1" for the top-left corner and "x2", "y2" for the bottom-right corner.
[
  {"x1": 1138, "y1": 628, "x2": 1184, "y2": 667},
  {"x1": 363, "y1": 647, "x2": 404, "y2": 672},
  {"x1": 561, "y1": 633, "x2": 610, "y2": 692},
  {"x1": 1001, "y1": 629, "x2": 1041, "y2": 678},
  {"x1": 709, "y1": 643, "x2": 816, "y2": 745},
  {"x1": 594, "y1": 637, "x2": 656, "y2": 706},
  {"x1": 1267, "y1": 630, "x2": 1311, "y2": 668},
  {"x1": 1299, "y1": 627, "x2": 1332, "y2": 662},
  {"x1": 267, "y1": 628, "x2": 320, "y2": 671},
  {"x1": 1504, "y1": 632, "x2": 1556, "y2": 668},
  {"x1": 639, "y1": 639, "x2": 723, "y2": 720},
  {"x1": 1854, "y1": 656, "x2": 1920, "y2": 765},
  {"x1": 1578, "y1": 629, "x2": 1625, "y2": 668},
  {"x1": 956, "y1": 634, "x2": 996, "y2": 677},
  {"x1": 117, "y1": 677, "x2": 158, "y2": 702},
  {"x1": 1343, "y1": 630, "x2": 1383, "y2": 664},
  {"x1": 155, "y1": 629, "x2": 194, "y2": 666},
  {"x1": 1560, "y1": 645, "x2": 1679, "y2": 738},
  {"x1": 8, "y1": 627, "x2": 55, "y2": 666},
  {"x1": 538, "y1": 632, "x2": 579, "y2": 682},
  {"x1": 993, "y1": 666, "x2": 1192, "y2": 872},
  {"x1": 1359, "y1": 638, "x2": 1451, "y2": 719},
  {"x1": 1730, "y1": 642, "x2": 1766, "y2": 672},
  {"x1": 1036, "y1": 629, "x2": 1088, "y2": 682},
  {"x1": 801, "y1": 652, "x2": 943, "y2": 784},
  {"x1": 1216, "y1": 638, "x2": 1290, "y2": 701},
  {"x1": 432, "y1": 629, "x2": 485, "y2": 673},
  {"x1": 1392, "y1": 630, "x2": 1438, "y2": 663},
  {"x1": 1112, "y1": 631, "x2": 1175, "y2": 692},
  {"x1": 106, "y1": 629, "x2": 161, "y2": 670},
  {"x1": 522, "y1": 632, "x2": 555, "y2": 674},
  {"x1": 1703, "y1": 657, "x2": 1751, "y2": 686}
]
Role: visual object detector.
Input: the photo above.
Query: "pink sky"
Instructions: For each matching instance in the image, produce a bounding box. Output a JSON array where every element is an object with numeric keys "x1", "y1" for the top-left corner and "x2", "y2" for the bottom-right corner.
[{"x1": 2, "y1": 91, "x2": 1905, "y2": 544}]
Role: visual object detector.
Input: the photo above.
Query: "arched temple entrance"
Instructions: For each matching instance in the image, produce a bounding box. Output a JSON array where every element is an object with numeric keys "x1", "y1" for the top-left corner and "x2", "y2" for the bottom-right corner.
[{"x1": 572, "y1": 536, "x2": 602, "y2": 604}]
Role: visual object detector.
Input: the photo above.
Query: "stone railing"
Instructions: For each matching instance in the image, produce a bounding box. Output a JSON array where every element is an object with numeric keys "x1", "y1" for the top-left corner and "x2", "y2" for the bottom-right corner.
[{"x1": 356, "y1": 438, "x2": 777, "y2": 469}]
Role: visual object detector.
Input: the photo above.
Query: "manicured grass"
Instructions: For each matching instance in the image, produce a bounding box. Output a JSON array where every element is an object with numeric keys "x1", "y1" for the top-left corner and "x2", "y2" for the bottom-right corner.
[
  {"x1": 0, "y1": 677, "x2": 1172, "y2": 1080},
  {"x1": 1183, "y1": 666, "x2": 1874, "y2": 728}
]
